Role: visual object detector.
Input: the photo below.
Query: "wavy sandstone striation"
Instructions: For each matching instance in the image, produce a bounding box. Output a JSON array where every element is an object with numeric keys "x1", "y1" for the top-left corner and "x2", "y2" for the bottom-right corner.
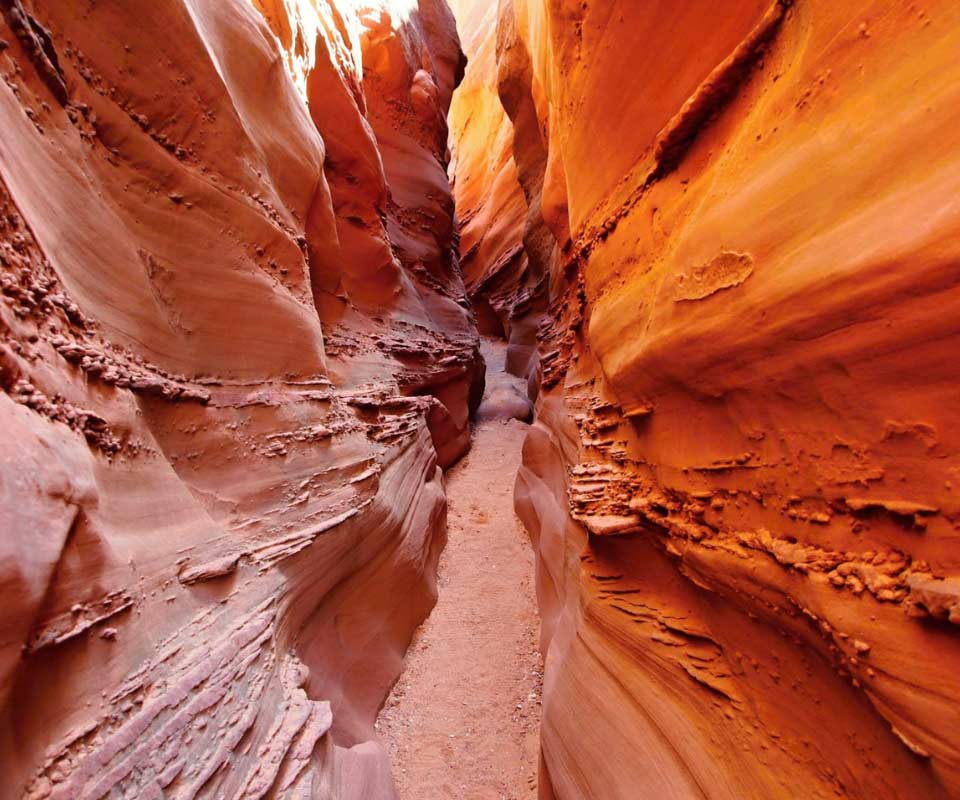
[
  {"x1": 5, "y1": 0, "x2": 960, "y2": 796},
  {"x1": 0, "y1": 0, "x2": 479, "y2": 797},
  {"x1": 447, "y1": 0, "x2": 552, "y2": 384},
  {"x1": 449, "y1": 1, "x2": 960, "y2": 798}
]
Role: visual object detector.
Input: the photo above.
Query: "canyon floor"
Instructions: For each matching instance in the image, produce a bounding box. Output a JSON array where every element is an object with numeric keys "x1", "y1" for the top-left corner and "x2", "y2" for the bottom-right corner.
[{"x1": 378, "y1": 338, "x2": 542, "y2": 799}]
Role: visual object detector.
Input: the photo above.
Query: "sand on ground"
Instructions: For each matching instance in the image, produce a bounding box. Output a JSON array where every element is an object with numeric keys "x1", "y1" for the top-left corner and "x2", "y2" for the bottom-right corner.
[{"x1": 377, "y1": 338, "x2": 542, "y2": 800}]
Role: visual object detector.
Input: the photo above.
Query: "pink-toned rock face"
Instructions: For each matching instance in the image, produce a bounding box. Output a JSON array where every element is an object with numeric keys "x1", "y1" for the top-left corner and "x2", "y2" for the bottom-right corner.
[
  {"x1": 6, "y1": 0, "x2": 960, "y2": 796},
  {"x1": 449, "y1": 0, "x2": 960, "y2": 798},
  {"x1": 0, "y1": 0, "x2": 478, "y2": 796}
]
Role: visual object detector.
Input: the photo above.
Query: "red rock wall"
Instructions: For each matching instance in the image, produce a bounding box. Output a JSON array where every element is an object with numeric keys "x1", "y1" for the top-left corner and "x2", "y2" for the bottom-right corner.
[
  {"x1": 448, "y1": 0, "x2": 552, "y2": 382},
  {"x1": 0, "y1": 0, "x2": 478, "y2": 796},
  {"x1": 450, "y1": 1, "x2": 960, "y2": 797}
]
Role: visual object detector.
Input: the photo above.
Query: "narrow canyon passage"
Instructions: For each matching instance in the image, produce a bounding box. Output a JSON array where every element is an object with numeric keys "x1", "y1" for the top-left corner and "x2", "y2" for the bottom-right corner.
[
  {"x1": 378, "y1": 338, "x2": 541, "y2": 800},
  {"x1": 3, "y1": 1, "x2": 960, "y2": 798}
]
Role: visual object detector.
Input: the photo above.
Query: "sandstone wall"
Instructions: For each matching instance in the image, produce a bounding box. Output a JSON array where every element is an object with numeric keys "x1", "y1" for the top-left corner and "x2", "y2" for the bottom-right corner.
[
  {"x1": 449, "y1": 1, "x2": 960, "y2": 797},
  {"x1": 448, "y1": 0, "x2": 552, "y2": 382},
  {"x1": 0, "y1": 1, "x2": 478, "y2": 796}
]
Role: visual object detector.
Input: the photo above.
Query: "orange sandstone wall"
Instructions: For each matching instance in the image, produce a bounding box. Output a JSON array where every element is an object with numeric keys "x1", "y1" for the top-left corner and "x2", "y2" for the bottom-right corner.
[
  {"x1": 448, "y1": 0, "x2": 553, "y2": 381},
  {"x1": 450, "y1": 1, "x2": 960, "y2": 797},
  {"x1": 0, "y1": 0, "x2": 477, "y2": 796}
]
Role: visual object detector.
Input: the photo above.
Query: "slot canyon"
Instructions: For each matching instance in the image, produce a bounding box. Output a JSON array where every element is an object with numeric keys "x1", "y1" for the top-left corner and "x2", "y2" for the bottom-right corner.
[{"x1": 1, "y1": 0, "x2": 959, "y2": 797}]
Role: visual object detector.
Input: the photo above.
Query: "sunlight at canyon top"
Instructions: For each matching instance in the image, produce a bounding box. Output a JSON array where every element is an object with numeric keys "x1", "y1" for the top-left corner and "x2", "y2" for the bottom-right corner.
[
  {"x1": 364, "y1": 0, "x2": 418, "y2": 21},
  {"x1": 249, "y1": 0, "x2": 420, "y2": 101}
]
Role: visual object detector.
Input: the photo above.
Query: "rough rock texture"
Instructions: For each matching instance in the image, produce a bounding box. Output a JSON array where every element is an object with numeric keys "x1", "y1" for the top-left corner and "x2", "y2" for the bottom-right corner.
[
  {"x1": 0, "y1": 0, "x2": 480, "y2": 797},
  {"x1": 449, "y1": 1, "x2": 960, "y2": 798}
]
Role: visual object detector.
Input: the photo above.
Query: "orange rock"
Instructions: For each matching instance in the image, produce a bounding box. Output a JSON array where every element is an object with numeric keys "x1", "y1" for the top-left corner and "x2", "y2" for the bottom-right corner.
[{"x1": 451, "y1": 0, "x2": 960, "y2": 797}]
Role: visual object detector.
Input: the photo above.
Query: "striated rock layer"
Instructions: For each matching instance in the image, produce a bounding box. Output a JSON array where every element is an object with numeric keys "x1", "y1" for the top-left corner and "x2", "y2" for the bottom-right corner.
[
  {"x1": 0, "y1": 0, "x2": 480, "y2": 797},
  {"x1": 449, "y1": 1, "x2": 960, "y2": 798}
]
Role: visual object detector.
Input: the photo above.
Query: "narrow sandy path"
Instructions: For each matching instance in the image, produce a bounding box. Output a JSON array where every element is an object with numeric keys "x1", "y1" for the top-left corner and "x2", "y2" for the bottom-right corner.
[{"x1": 378, "y1": 339, "x2": 541, "y2": 799}]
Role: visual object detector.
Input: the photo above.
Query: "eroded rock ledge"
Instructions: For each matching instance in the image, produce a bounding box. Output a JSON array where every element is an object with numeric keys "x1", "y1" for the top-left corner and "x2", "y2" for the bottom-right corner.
[
  {"x1": 449, "y1": 0, "x2": 960, "y2": 798},
  {"x1": 1, "y1": 1, "x2": 479, "y2": 797}
]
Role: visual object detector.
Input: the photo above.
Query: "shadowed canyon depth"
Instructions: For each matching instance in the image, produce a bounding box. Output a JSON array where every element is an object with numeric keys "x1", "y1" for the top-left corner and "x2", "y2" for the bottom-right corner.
[{"x1": 2, "y1": 1, "x2": 959, "y2": 798}]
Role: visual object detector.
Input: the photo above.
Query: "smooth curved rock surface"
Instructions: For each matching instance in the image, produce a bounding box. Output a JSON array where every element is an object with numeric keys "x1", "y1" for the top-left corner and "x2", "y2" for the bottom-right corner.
[
  {"x1": 5, "y1": 0, "x2": 960, "y2": 797},
  {"x1": 475, "y1": 337, "x2": 532, "y2": 424},
  {"x1": 447, "y1": 0, "x2": 550, "y2": 382},
  {"x1": 0, "y1": 1, "x2": 479, "y2": 797},
  {"x1": 449, "y1": 1, "x2": 960, "y2": 798}
]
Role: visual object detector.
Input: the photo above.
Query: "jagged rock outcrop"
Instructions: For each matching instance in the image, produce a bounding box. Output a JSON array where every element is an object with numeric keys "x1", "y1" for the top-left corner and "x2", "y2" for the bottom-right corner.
[
  {"x1": 450, "y1": 1, "x2": 960, "y2": 798},
  {"x1": 0, "y1": 1, "x2": 479, "y2": 797}
]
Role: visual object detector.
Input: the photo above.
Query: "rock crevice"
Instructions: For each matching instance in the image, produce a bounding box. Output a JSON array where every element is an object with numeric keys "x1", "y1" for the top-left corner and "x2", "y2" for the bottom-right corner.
[{"x1": 4, "y1": 0, "x2": 960, "y2": 798}]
